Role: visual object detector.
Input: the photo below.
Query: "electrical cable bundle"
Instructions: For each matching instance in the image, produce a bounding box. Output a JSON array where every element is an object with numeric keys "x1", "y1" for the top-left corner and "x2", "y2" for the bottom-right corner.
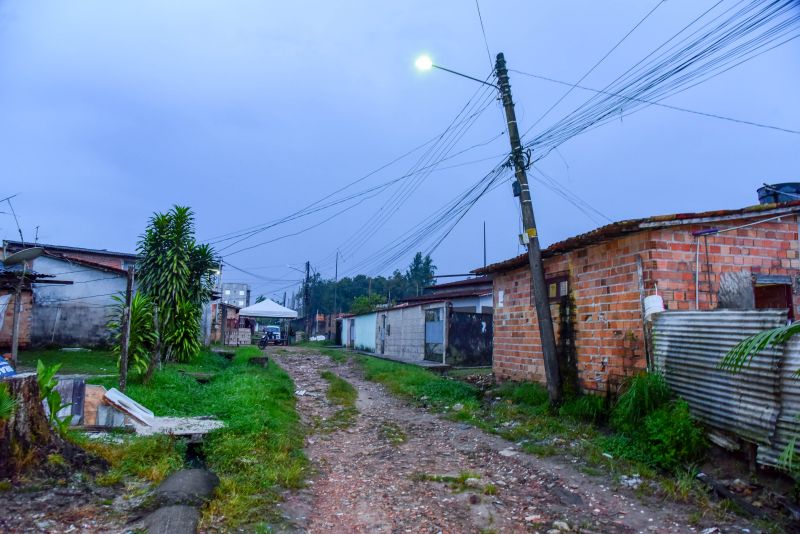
[{"x1": 524, "y1": 0, "x2": 800, "y2": 161}]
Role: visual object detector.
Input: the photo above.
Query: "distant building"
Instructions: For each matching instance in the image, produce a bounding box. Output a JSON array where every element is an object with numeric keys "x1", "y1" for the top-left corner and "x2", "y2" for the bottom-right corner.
[{"x1": 221, "y1": 282, "x2": 250, "y2": 308}]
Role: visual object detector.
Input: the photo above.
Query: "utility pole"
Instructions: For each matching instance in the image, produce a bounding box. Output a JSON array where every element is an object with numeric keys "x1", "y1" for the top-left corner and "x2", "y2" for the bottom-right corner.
[
  {"x1": 333, "y1": 250, "x2": 339, "y2": 318},
  {"x1": 118, "y1": 266, "x2": 135, "y2": 393},
  {"x1": 495, "y1": 52, "x2": 562, "y2": 405},
  {"x1": 9, "y1": 268, "x2": 24, "y2": 368},
  {"x1": 483, "y1": 221, "x2": 487, "y2": 268},
  {"x1": 304, "y1": 261, "x2": 310, "y2": 339}
]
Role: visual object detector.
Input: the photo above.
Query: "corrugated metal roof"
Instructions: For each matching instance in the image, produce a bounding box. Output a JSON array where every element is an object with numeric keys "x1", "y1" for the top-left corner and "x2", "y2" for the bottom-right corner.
[
  {"x1": 3, "y1": 239, "x2": 138, "y2": 259},
  {"x1": 474, "y1": 201, "x2": 800, "y2": 275}
]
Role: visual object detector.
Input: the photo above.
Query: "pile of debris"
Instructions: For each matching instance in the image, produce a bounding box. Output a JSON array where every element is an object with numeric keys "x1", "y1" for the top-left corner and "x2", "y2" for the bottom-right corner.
[{"x1": 54, "y1": 378, "x2": 224, "y2": 438}]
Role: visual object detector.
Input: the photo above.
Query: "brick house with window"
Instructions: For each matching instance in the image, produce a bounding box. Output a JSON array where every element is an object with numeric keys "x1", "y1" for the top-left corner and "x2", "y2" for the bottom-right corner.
[{"x1": 473, "y1": 201, "x2": 800, "y2": 394}]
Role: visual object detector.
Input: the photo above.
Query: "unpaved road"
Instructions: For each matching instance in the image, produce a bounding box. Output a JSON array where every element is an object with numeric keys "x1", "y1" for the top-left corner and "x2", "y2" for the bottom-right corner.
[{"x1": 274, "y1": 347, "x2": 756, "y2": 534}]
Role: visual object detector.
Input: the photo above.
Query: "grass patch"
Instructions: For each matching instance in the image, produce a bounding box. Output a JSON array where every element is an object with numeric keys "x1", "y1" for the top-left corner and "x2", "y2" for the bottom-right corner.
[
  {"x1": 356, "y1": 355, "x2": 479, "y2": 411},
  {"x1": 318, "y1": 370, "x2": 359, "y2": 432},
  {"x1": 320, "y1": 371, "x2": 357, "y2": 407},
  {"x1": 318, "y1": 347, "x2": 349, "y2": 363},
  {"x1": 18, "y1": 349, "x2": 117, "y2": 375},
  {"x1": 86, "y1": 345, "x2": 306, "y2": 529}
]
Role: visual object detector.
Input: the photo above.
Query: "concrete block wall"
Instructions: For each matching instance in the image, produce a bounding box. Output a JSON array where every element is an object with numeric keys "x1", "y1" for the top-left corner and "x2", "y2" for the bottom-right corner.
[{"x1": 381, "y1": 306, "x2": 425, "y2": 361}]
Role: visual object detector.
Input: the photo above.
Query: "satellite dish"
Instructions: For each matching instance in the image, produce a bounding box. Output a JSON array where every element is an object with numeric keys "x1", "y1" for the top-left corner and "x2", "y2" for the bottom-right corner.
[{"x1": 2, "y1": 247, "x2": 44, "y2": 265}]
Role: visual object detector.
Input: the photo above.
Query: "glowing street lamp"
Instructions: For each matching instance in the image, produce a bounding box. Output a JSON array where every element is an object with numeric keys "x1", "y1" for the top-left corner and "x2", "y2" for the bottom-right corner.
[
  {"x1": 414, "y1": 55, "x2": 434, "y2": 71},
  {"x1": 414, "y1": 54, "x2": 498, "y2": 88}
]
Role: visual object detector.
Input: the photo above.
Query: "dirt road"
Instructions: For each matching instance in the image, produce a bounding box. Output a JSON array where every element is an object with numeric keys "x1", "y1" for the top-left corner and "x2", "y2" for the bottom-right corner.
[{"x1": 274, "y1": 347, "x2": 752, "y2": 534}]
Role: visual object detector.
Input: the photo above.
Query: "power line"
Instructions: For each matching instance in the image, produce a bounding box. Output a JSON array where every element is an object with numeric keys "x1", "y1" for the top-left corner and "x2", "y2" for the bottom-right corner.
[
  {"x1": 525, "y1": 0, "x2": 667, "y2": 135},
  {"x1": 474, "y1": 0, "x2": 493, "y2": 69},
  {"x1": 511, "y1": 68, "x2": 800, "y2": 135}
]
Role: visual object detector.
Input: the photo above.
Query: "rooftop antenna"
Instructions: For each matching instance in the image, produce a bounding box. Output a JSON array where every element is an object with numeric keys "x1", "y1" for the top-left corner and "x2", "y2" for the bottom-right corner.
[
  {"x1": 34, "y1": 226, "x2": 40, "y2": 244},
  {"x1": 4, "y1": 196, "x2": 24, "y2": 246}
]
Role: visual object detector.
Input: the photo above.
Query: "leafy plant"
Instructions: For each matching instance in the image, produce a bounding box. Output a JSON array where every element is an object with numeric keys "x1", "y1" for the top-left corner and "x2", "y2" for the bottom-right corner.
[
  {"x1": 161, "y1": 299, "x2": 202, "y2": 364},
  {"x1": 0, "y1": 383, "x2": 16, "y2": 421},
  {"x1": 37, "y1": 360, "x2": 73, "y2": 434},
  {"x1": 719, "y1": 322, "x2": 800, "y2": 373},
  {"x1": 611, "y1": 371, "x2": 671, "y2": 432},
  {"x1": 137, "y1": 206, "x2": 217, "y2": 363},
  {"x1": 642, "y1": 400, "x2": 706, "y2": 471},
  {"x1": 108, "y1": 292, "x2": 157, "y2": 375}
]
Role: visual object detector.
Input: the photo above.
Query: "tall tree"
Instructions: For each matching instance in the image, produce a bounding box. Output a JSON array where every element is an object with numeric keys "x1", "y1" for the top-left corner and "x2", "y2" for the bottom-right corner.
[
  {"x1": 405, "y1": 252, "x2": 437, "y2": 296},
  {"x1": 137, "y1": 206, "x2": 217, "y2": 363}
]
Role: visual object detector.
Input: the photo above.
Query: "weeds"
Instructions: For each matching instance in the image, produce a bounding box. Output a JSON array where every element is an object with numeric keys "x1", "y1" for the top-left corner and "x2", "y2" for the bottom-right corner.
[{"x1": 610, "y1": 372, "x2": 671, "y2": 432}]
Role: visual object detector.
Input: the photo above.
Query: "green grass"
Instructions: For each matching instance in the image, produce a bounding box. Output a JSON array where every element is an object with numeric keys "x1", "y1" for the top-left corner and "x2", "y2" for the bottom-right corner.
[
  {"x1": 85, "y1": 345, "x2": 306, "y2": 529},
  {"x1": 17, "y1": 349, "x2": 117, "y2": 375},
  {"x1": 356, "y1": 355, "x2": 479, "y2": 411},
  {"x1": 320, "y1": 370, "x2": 357, "y2": 407}
]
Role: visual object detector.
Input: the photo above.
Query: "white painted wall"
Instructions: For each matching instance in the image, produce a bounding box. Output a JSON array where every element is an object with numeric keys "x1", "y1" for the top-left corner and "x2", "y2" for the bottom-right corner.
[
  {"x1": 353, "y1": 312, "x2": 377, "y2": 352},
  {"x1": 29, "y1": 256, "x2": 126, "y2": 346}
]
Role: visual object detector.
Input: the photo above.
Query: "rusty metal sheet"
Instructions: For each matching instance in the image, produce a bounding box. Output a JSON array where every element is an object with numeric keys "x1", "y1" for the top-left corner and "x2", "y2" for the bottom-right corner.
[{"x1": 653, "y1": 310, "x2": 786, "y2": 446}]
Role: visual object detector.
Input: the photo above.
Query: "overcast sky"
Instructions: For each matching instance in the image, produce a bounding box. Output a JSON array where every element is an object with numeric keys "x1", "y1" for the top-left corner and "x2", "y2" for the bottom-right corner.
[{"x1": 1, "y1": 1, "x2": 798, "y2": 300}]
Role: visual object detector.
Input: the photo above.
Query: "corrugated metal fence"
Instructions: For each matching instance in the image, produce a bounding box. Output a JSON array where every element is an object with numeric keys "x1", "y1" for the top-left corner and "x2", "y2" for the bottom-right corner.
[{"x1": 653, "y1": 309, "x2": 799, "y2": 468}]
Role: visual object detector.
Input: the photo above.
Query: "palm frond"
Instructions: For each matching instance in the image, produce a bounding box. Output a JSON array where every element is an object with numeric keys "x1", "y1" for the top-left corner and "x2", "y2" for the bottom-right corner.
[{"x1": 719, "y1": 323, "x2": 800, "y2": 373}]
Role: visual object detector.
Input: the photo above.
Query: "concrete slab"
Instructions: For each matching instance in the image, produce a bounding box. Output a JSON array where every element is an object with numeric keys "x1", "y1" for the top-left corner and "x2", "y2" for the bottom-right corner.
[{"x1": 143, "y1": 505, "x2": 199, "y2": 534}]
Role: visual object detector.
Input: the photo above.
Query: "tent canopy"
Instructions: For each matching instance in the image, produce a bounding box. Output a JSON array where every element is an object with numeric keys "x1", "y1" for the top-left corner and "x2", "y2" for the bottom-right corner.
[{"x1": 238, "y1": 298, "x2": 298, "y2": 319}]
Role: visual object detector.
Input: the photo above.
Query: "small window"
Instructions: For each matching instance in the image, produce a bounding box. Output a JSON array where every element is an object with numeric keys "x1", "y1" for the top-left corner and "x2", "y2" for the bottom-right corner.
[
  {"x1": 239, "y1": 290, "x2": 245, "y2": 296},
  {"x1": 224, "y1": 289, "x2": 230, "y2": 295},
  {"x1": 239, "y1": 300, "x2": 244, "y2": 306}
]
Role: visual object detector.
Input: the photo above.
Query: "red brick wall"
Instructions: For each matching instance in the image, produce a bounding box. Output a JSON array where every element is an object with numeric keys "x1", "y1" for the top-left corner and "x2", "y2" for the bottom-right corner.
[
  {"x1": 492, "y1": 214, "x2": 800, "y2": 393},
  {"x1": 0, "y1": 290, "x2": 32, "y2": 350},
  {"x1": 649, "y1": 219, "x2": 799, "y2": 315},
  {"x1": 59, "y1": 252, "x2": 128, "y2": 269}
]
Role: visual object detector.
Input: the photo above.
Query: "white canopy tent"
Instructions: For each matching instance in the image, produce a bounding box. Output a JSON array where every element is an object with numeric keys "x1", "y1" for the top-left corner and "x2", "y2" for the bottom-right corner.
[{"x1": 238, "y1": 299, "x2": 298, "y2": 319}]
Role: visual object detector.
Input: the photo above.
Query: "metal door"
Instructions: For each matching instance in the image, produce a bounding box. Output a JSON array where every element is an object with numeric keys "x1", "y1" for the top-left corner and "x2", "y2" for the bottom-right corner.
[
  {"x1": 424, "y1": 308, "x2": 444, "y2": 362},
  {"x1": 380, "y1": 315, "x2": 386, "y2": 354}
]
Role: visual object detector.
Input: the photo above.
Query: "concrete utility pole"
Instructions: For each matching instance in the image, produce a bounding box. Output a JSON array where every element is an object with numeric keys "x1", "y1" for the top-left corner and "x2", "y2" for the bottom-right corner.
[
  {"x1": 495, "y1": 52, "x2": 562, "y2": 405},
  {"x1": 304, "y1": 261, "x2": 311, "y2": 339},
  {"x1": 118, "y1": 266, "x2": 135, "y2": 393},
  {"x1": 333, "y1": 250, "x2": 339, "y2": 318}
]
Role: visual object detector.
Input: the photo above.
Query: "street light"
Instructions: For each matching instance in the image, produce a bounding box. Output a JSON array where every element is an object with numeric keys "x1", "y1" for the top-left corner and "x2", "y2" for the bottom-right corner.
[
  {"x1": 414, "y1": 54, "x2": 498, "y2": 89},
  {"x1": 414, "y1": 52, "x2": 563, "y2": 405}
]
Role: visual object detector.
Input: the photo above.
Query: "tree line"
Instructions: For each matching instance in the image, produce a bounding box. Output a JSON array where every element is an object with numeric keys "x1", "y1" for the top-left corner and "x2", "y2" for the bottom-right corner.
[{"x1": 295, "y1": 252, "x2": 436, "y2": 316}]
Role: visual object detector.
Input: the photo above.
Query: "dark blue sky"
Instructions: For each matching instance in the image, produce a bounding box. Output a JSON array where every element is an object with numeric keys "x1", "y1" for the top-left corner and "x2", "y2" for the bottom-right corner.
[{"x1": 1, "y1": 1, "x2": 798, "y2": 300}]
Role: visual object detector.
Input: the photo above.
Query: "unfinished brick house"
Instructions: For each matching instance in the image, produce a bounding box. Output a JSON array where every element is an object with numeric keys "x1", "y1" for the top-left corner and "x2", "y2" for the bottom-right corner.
[{"x1": 473, "y1": 201, "x2": 800, "y2": 394}]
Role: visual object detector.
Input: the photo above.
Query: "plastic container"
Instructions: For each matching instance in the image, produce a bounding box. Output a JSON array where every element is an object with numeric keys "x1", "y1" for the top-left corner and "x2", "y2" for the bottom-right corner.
[{"x1": 644, "y1": 294, "x2": 665, "y2": 319}]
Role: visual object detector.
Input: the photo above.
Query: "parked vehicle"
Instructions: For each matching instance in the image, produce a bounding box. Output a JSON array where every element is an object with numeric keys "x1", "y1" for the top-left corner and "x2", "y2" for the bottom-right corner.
[{"x1": 258, "y1": 325, "x2": 284, "y2": 348}]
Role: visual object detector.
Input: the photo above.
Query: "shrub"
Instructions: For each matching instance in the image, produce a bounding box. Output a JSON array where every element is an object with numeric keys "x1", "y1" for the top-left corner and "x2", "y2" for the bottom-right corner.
[
  {"x1": 611, "y1": 372, "x2": 671, "y2": 432},
  {"x1": 559, "y1": 394, "x2": 607, "y2": 424},
  {"x1": 108, "y1": 292, "x2": 157, "y2": 375},
  {"x1": 643, "y1": 400, "x2": 706, "y2": 471}
]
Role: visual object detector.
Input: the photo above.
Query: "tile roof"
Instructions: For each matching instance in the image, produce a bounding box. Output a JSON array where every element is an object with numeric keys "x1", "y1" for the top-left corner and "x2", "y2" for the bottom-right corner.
[{"x1": 474, "y1": 201, "x2": 800, "y2": 275}]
